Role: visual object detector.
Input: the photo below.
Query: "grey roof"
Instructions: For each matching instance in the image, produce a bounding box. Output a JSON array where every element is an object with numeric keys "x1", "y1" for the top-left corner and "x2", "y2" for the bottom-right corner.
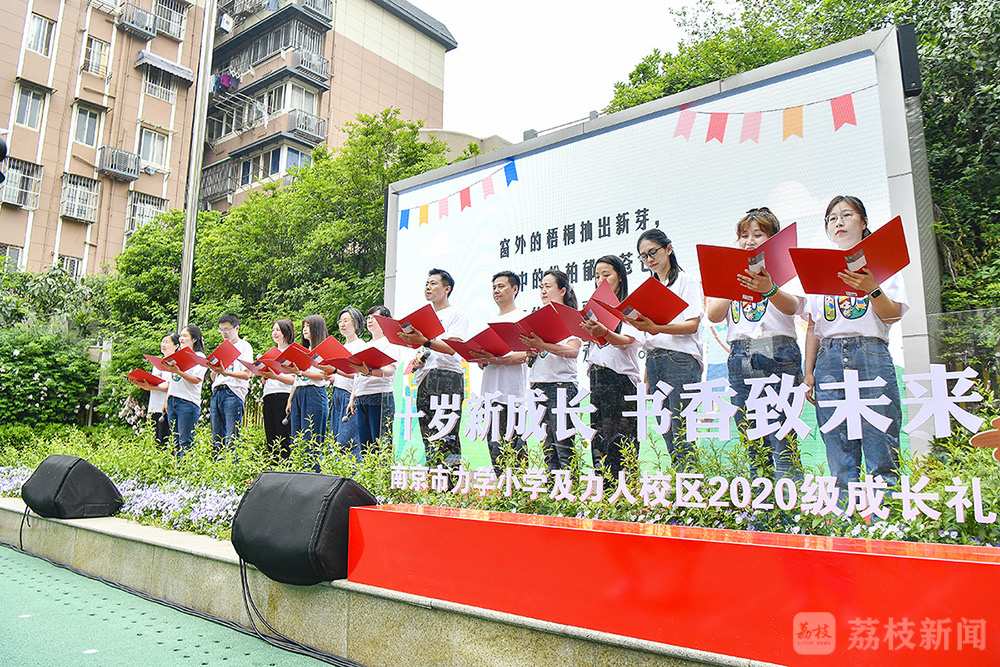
[{"x1": 371, "y1": 0, "x2": 457, "y2": 51}]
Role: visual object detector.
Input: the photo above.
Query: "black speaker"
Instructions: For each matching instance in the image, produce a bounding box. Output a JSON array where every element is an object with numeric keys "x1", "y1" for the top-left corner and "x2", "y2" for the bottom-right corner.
[
  {"x1": 897, "y1": 23, "x2": 922, "y2": 97},
  {"x1": 21, "y1": 455, "x2": 123, "y2": 519},
  {"x1": 231, "y1": 471, "x2": 377, "y2": 586}
]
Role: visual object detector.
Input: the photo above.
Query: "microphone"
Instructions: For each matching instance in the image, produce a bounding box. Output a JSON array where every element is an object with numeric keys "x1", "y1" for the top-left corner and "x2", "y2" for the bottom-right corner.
[{"x1": 282, "y1": 416, "x2": 289, "y2": 426}]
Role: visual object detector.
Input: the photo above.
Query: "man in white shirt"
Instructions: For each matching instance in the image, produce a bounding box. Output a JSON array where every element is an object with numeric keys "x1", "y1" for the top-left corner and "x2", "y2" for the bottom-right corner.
[
  {"x1": 399, "y1": 269, "x2": 469, "y2": 467},
  {"x1": 476, "y1": 271, "x2": 528, "y2": 473},
  {"x1": 209, "y1": 313, "x2": 253, "y2": 453}
]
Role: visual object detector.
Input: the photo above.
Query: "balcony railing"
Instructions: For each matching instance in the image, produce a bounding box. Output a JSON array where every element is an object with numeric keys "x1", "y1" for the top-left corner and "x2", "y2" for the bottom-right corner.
[
  {"x1": 117, "y1": 2, "x2": 157, "y2": 40},
  {"x1": 200, "y1": 161, "x2": 235, "y2": 203},
  {"x1": 98, "y1": 146, "x2": 141, "y2": 181},
  {"x1": 291, "y1": 48, "x2": 330, "y2": 81},
  {"x1": 299, "y1": 0, "x2": 333, "y2": 22},
  {"x1": 288, "y1": 109, "x2": 326, "y2": 143}
]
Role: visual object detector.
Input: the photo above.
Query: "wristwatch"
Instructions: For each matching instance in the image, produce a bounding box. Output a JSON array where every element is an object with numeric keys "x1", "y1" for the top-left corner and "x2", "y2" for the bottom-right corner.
[
  {"x1": 422, "y1": 339, "x2": 433, "y2": 349},
  {"x1": 868, "y1": 287, "x2": 883, "y2": 299}
]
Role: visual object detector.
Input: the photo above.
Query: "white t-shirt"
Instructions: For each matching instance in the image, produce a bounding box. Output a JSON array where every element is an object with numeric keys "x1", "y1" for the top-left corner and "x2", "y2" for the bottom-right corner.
[
  {"x1": 417, "y1": 304, "x2": 469, "y2": 378},
  {"x1": 643, "y1": 271, "x2": 704, "y2": 366},
  {"x1": 146, "y1": 367, "x2": 171, "y2": 414},
  {"x1": 725, "y1": 298, "x2": 798, "y2": 342},
  {"x1": 211, "y1": 338, "x2": 254, "y2": 402},
  {"x1": 587, "y1": 322, "x2": 642, "y2": 386},
  {"x1": 262, "y1": 347, "x2": 293, "y2": 397},
  {"x1": 353, "y1": 335, "x2": 399, "y2": 397},
  {"x1": 803, "y1": 273, "x2": 909, "y2": 342},
  {"x1": 167, "y1": 352, "x2": 208, "y2": 406},
  {"x1": 333, "y1": 338, "x2": 367, "y2": 392},
  {"x1": 530, "y1": 337, "x2": 580, "y2": 384},
  {"x1": 481, "y1": 309, "x2": 529, "y2": 401}
]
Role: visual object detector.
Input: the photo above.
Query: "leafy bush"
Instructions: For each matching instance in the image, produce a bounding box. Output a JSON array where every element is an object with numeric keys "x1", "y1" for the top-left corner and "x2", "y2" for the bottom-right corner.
[{"x1": 0, "y1": 325, "x2": 99, "y2": 426}]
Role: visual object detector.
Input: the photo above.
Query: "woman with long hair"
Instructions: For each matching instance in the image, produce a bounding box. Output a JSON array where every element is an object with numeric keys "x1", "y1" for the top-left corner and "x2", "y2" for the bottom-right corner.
[
  {"x1": 347, "y1": 305, "x2": 398, "y2": 461},
  {"x1": 803, "y1": 195, "x2": 907, "y2": 492},
  {"x1": 580, "y1": 255, "x2": 642, "y2": 477},
  {"x1": 287, "y1": 314, "x2": 331, "y2": 464},
  {"x1": 520, "y1": 270, "x2": 582, "y2": 471},
  {"x1": 163, "y1": 324, "x2": 207, "y2": 458},
  {"x1": 137, "y1": 332, "x2": 179, "y2": 449},
  {"x1": 329, "y1": 306, "x2": 365, "y2": 457},
  {"x1": 258, "y1": 319, "x2": 296, "y2": 461},
  {"x1": 706, "y1": 208, "x2": 804, "y2": 479},
  {"x1": 632, "y1": 228, "x2": 704, "y2": 472}
]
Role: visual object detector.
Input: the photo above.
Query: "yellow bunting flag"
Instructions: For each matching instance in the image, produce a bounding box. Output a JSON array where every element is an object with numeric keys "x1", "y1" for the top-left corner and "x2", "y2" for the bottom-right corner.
[
  {"x1": 419, "y1": 204, "x2": 429, "y2": 225},
  {"x1": 783, "y1": 106, "x2": 803, "y2": 140}
]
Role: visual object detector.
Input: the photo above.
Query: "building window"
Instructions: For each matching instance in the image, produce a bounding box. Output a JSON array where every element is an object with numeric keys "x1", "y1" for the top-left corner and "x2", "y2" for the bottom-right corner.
[
  {"x1": 83, "y1": 36, "x2": 110, "y2": 77},
  {"x1": 139, "y1": 128, "x2": 168, "y2": 168},
  {"x1": 74, "y1": 106, "x2": 101, "y2": 147},
  {"x1": 143, "y1": 67, "x2": 176, "y2": 103},
  {"x1": 0, "y1": 244, "x2": 21, "y2": 271},
  {"x1": 237, "y1": 147, "x2": 284, "y2": 186},
  {"x1": 126, "y1": 191, "x2": 167, "y2": 238},
  {"x1": 60, "y1": 174, "x2": 100, "y2": 223},
  {"x1": 155, "y1": 0, "x2": 187, "y2": 40},
  {"x1": 59, "y1": 255, "x2": 82, "y2": 278},
  {"x1": 290, "y1": 85, "x2": 316, "y2": 114},
  {"x1": 266, "y1": 85, "x2": 285, "y2": 114},
  {"x1": 26, "y1": 14, "x2": 55, "y2": 57},
  {"x1": 1, "y1": 158, "x2": 43, "y2": 209},
  {"x1": 286, "y1": 147, "x2": 311, "y2": 171},
  {"x1": 15, "y1": 86, "x2": 45, "y2": 130}
]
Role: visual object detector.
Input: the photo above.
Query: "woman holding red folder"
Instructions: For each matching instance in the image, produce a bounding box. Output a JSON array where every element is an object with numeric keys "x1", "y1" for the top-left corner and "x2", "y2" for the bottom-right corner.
[
  {"x1": 137, "y1": 332, "x2": 179, "y2": 449},
  {"x1": 287, "y1": 314, "x2": 331, "y2": 466},
  {"x1": 163, "y1": 325, "x2": 207, "y2": 458},
  {"x1": 706, "y1": 208, "x2": 804, "y2": 480},
  {"x1": 259, "y1": 319, "x2": 295, "y2": 461},
  {"x1": 330, "y1": 307, "x2": 365, "y2": 458},
  {"x1": 580, "y1": 256, "x2": 642, "y2": 477},
  {"x1": 520, "y1": 270, "x2": 582, "y2": 471},
  {"x1": 633, "y1": 228, "x2": 704, "y2": 472},
  {"x1": 803, "y1": 196, "x2": 907, "y2": 493},
  {"x1": 347, "y1": 306, "x2": 398, "y2": 459}
]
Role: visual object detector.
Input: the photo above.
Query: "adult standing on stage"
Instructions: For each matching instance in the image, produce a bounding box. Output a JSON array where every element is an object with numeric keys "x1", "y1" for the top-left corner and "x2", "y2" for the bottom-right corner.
[
  {"x1": 208, "y1": 313, "x2": 253, "y2": 453},
  {"x1": 330, "y1": 307, "x2": 366, "y2": 458},
  {"x1": 631, "y1": 229, "x2": 704, "y2": 472},
  {"x1": 259, "y1": 319, "x2": 296, "y2": 462},
  {"x1": 163, "y1": 325, "x2": 207, "y2": 458},
  {"x1": 139, "y1": 332, "x2": 179, "y2": 449},
  {"x1": 398, "y1": 269, "x2": 469, "y2": 467},
  {"x1": 803, "y1": 195, "x2": 907, "y2": 492},
  {"x1": 347, "y1": 306, "x2": 399, "y2": 461},
  {"x1": 287, "y1": 314, "x2": 331, "y2": 466}
]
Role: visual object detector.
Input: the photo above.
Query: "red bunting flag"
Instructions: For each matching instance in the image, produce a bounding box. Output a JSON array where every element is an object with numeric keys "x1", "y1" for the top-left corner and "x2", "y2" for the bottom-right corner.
[
  {"x1": 706, "y1": 113, "x2": 728, "y2": 143},
  {"x1": 674, "y1": 109, "x2": 696, "y2": 140},
  {"x1": 831, "y1": 93, "x2": 856, "y2": 131},
  {"x1": 460, "y1": 187, "x2": 471, "y2": 210},
  {"x1": 483, "y1": 175, "x2": 495, "y2": 198},
  {"x1": 438, "y1": 196, "x2": 449, "y2": 219},
  {"x1": 740, "y1": 112, "x2": 762, "y2": 144}
]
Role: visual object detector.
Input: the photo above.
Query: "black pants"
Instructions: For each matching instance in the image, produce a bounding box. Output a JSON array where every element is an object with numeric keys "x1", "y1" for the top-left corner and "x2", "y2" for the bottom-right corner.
[
  {"x1": 263, "y1": 392, "x2": 291, "y2": 462},
  {"x1": 150, "y1": 412, "x2": 171, "y2": 449},
  {"x1": 417, "y1": 369, "x2": 464, "y2": 466},
  {"x1": 487, "y1": 402, "x2": 528, "y2": 474},
  {"x1": 588, "y1": 365, "x2": 639, "y2": 478},
  {"x1": 532, "y1": 382, "x2": 578, "y2": 471}
]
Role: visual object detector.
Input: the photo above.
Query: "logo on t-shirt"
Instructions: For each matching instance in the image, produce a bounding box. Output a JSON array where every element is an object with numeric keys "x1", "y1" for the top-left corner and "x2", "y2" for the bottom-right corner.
[
  {"x1": 731, "y1": 299, "x2": 768, "y2": 323},
  {"x1": 823, "y1": 295, "x2": 869, "y2": 321},
  {"x1": 171, "y1": 373, "x2": 181, "y2": 382}
]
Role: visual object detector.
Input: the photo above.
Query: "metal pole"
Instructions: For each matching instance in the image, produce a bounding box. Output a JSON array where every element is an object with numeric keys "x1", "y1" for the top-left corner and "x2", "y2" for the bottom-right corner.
[{"x1": 178, "y1": 0, "x2": 218, "y2": 329}]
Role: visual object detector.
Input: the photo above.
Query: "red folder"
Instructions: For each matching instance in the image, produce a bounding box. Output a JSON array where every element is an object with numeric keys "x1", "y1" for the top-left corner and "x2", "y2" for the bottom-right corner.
[
  {"x1": 593, "y1": 276, "x2": 690, "y2": 326},
  {"x1": 238, "y1": 359, "x2": 270, "y2": 378},
  {"x1": 236, "y1": 347, "x2": 286, "y2": 376},
  {"x1": 375, "y1": 305, "x2": 446, "y2": 349},
  {"x1": 789, "y1": 216, "x2": 909, "y2": 297},
  {"x1": 311, "y1": 335, "x2": 350, "y2": 361},
  {"x1": 144, "y1": 347, "x2": 205, "y2": 373},
  {"x1": 519, "y1": 305, "x2": 576, "y2": 345},
  {"x1": 322, "y1": 347, "x2": 397, "y2": 374},
  {"x1": 126, "y1": 368, "x2": 165, "y2": 387},
  {"x1": 487, "y1": 321, "x2": 534, "y2": 352},
  {"x1": 588, "y1": 278, "x2": 621, "y2": 308},
  {"x1": 696, "y1": 222, "x2": 799, "y2": 302},
  {"x1": 206, "y1": 339, "x2": 241, "y2": 369},
  {"x1": 447, "y1": 328, "x2": 512, "y2": 363},
  {"x1": 277, "y1": 343, "x2": 319, "y2": 372}
]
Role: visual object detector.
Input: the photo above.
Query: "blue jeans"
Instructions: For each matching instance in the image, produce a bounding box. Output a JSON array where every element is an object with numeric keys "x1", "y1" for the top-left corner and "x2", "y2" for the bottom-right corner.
[
  {"x1": 330, "y1": 386, "x2": 361, "y2": 457},
  {"x1": 167, "y1": 396, "x2": 199, "y2": 459},
  {"x1": 814, "y1": 336, "x2": 901, "y2": 491},
  {"x1": 646, "y1": 348, "x2": 700, "y2": 472},
  {"x1": 210, "y1": 386, "x2": 244, "y2": 453},
  {"x1": 291, "y1": 385, "x2": 329, "y2": 470},
  {"x1": 532, "y1": 382, "x2": 578, "y2": 471},
  {"x1": 355, "y1": 392, "x2": 395, "y2": 460},
  {"x1": 728, "y1": 336, "x2": 804, "y2": 480}
]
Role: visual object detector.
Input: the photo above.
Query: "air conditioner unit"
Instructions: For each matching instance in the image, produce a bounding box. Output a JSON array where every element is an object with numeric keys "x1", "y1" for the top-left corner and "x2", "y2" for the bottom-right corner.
[{"x1": 219, "y1": 13, "x2": 234, "y2": 33}]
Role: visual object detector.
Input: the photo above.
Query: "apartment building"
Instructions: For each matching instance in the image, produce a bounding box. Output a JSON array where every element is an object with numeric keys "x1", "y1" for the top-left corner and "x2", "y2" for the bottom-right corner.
[
  {"x1": 199, "y1": 0, "x2": 455, "y2": 209},
  {"x1": 0, "y1": 0, "x2": 208, "y2": 275}
]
